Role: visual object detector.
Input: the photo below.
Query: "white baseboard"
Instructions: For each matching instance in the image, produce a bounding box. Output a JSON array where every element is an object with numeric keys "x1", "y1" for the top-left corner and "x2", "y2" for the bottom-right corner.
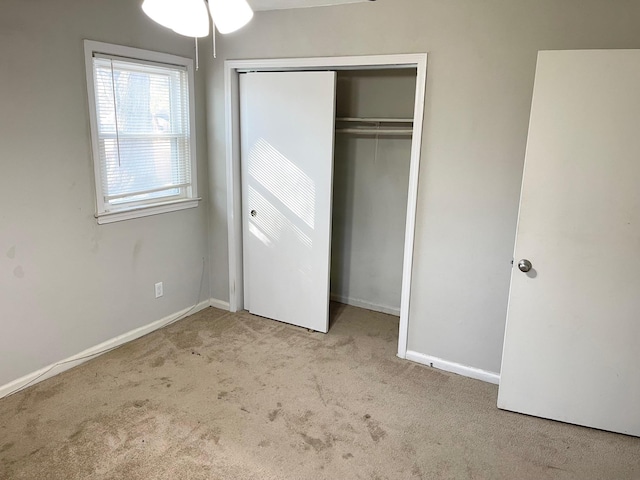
[
  {"x1": 405, "y1": 350, "x2": 500, "y2": 385},
  {"x1": 0, "y1": 299, "x2": 211, "y2": 400},
  {"x1": 209, "y1": 298, "x2": 231, "y2": 311},
  {"x1": 330, "y1": 293, "x2": 400, "y2": 317}
]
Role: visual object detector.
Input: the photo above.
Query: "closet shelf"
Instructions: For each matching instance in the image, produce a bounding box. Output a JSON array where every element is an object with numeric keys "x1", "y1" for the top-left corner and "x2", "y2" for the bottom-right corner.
[
  {"x1": 336, "y1": 117, "x2": 414, "y2": 124},
  {"x1": 336, "y1": 128, "x2": 413, "y2": 136},
  {"x1": 335, "y1": 117, "x2": 414, "y2": 136}
]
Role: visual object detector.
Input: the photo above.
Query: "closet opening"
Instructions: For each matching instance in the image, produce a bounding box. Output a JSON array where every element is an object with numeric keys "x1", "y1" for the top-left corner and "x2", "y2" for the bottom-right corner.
[
  {"x1": 224, "y1": 54, "x2": 428, "y2": 359},
  {"x1": 330, "y1": 69, "x2": 417, "y2": 326}
]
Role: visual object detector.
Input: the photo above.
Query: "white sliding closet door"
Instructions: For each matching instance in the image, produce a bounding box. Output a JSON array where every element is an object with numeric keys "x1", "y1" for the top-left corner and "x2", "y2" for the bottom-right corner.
[
  {"x1": 498, "y1": 50, "x2": 640, "y2": 436},
  {"x1": 240, "y1": 71, "x2": 336, "y2": 333}
]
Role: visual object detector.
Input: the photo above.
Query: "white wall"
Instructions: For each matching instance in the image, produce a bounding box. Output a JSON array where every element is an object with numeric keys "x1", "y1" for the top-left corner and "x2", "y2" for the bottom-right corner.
[
  {"x1": 206, "y1": 0, "x2": 640, "y2": 374},
  {"x1": 0, "y1": 0, "x2": 210, "y2": 387},
  {"x1": 331, "y1": 70, "x2": 415, "y2": 314}
]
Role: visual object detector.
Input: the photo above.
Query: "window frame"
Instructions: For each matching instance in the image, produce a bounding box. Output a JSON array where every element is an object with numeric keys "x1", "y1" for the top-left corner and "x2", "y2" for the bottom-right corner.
[{"x1": 84, "y1": 40, "x2": 200, "y2": 224}]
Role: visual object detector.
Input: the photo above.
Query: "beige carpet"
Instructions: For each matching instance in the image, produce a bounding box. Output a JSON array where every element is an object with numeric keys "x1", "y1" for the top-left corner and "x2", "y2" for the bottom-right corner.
[{"x1": 0, "y1": 304, "x2": 638, "y2": 479}]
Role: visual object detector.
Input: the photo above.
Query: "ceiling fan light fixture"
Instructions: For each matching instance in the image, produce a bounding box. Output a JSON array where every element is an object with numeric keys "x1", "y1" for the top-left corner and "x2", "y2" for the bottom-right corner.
[
  {"x1": 208, "y1": 0, "x2": 254, "y2": 34},
  {"x1": 142, "y1": 0, "x2": 210, "y2": 38},
  {"x1": 171, "y1": 0, "x2": 210, "y2": 37}
]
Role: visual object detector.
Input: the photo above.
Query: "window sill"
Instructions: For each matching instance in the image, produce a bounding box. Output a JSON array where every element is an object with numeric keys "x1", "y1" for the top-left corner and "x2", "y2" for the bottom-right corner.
[{"x1": 96, "y1": 198, "x2": 201, "y2": 225}]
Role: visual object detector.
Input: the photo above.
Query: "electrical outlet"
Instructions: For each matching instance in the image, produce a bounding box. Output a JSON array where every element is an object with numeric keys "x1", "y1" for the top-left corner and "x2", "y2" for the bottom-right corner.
[{"x1": 155, "y1": 282, "x2": 163, "y2": 298}]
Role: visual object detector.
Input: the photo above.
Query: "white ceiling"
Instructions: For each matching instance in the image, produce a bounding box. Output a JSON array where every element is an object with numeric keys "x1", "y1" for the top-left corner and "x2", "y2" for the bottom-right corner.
[{"x1": 249, "y1": 0, "x2": 371, "y2": 11}]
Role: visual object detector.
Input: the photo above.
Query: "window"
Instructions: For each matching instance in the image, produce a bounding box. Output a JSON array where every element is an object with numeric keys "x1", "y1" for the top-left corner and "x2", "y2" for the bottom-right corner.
[{"x1": 84, "y1": 41, "x2": 199, "y2": 224}]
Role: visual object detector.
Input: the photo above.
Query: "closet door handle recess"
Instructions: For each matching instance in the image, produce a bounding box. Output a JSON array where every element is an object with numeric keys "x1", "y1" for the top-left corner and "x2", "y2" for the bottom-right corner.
[{"x1": 250, "y1": 210, "x2": 257, "y2": 218}]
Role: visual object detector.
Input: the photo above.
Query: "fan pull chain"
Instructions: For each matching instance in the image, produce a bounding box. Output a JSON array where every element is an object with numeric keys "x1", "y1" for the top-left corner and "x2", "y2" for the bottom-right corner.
[
  {"x1": 195, "y1": 37, "x2": 199, "y2": 71},
  {"x1": 213, "y1": 24, "x2": 217, "y2": 59}
]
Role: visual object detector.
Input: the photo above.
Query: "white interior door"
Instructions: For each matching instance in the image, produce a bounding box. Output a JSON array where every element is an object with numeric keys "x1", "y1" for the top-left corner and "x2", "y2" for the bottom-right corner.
[
  {"x1": 240, "y1": 71, "x2": 336, "y2": 333},
  {"x1": 498, "y1": 50, "x2": 640, "y2": 437}
]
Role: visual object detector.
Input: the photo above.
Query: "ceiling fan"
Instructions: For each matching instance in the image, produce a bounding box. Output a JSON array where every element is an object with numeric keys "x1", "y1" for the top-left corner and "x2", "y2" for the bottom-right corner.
[
  {"x1": 142, "y1": 0, "x2": 253, "y2": 37},
  {"x1": 141, "y1": 0, "x2": 375, "y2": 38}
]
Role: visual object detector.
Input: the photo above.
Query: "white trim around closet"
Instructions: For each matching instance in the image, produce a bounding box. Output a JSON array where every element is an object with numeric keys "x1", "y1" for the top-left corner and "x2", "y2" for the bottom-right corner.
[{"x1": 224, "y1": 53, "x2": 428, "y2": 360}]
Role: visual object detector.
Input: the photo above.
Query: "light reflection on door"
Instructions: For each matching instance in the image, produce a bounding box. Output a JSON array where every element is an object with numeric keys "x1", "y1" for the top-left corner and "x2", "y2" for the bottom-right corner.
[
  {"x1": 247, "y1": 139, "x2": 315, "y2": 278},
  {"x1": 248, "y1": 138, "x2": 316, "y2": 229}
]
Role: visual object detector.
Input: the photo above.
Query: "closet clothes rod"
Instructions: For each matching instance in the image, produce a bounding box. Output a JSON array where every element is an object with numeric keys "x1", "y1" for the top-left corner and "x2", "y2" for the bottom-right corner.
[{"x1": 336, "y1": 128, "x2": 413, "y2": 136}]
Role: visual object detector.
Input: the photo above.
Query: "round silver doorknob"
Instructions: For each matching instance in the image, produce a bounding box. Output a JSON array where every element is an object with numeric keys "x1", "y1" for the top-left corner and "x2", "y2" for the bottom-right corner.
[
  {"x1": 518, "y1": 259, "x2": 532, "y2": 273},
  {"x1": 251, "y1": 210, "x2": 257, "y2": 217}
]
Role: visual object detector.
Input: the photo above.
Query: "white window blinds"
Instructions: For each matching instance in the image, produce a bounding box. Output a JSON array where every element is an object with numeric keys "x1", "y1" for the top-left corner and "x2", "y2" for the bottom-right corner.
[{"x1": 91, "y1": 55, "x2": 193, "y2": 209}]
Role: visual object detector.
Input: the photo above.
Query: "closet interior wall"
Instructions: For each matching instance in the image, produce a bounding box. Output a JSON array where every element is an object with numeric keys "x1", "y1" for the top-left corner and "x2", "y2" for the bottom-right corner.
[{"x1": 331, "y1": 69, "x2": 417, "y2": 316}]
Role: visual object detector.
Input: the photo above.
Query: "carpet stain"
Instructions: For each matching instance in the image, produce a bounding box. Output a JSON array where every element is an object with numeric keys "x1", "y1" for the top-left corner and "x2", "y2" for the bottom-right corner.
[
  {"x1": 14, "y1": 390, "x2": 33, "y2": 414},
  {"x1": 312, "y1": 375, "x2": 328, "y2": 406},
  {"x1": 200, "y1": 429, "x2": 220, "y2": 445},
  {"x1": 28, "y1": 447, "x2": 42, "y2": 457},
  {"x1": 25, "y1": 418, "x2": 39, "y2": 439},
  {"x1": 290, "y1": 410, "x2": 314, "y2": 427},
  {"x1": 167, "y1": 330, "x2": 203, "y2": 349},
  {"x1": 0, "y1": 442, "x2": 14, "y2": 453},
  {"x1": 402, "y1": 440, "x2": 417, "y2": 456},
  {"x1": 158, "y1": 377, "x2": 172, "y2": 388},
  {"x1": 33, "y1": 382, "x2": 65, "y2": 402},
  {"x1": 268, "y1": 409, "x2": 281, "y2": 422},
  {"x1": 333, "y1": 335, "x2": 356, "y2": 348},
  {"x1": 150, "y1": 357, "x2": 165, "y2": 368},
  {"x1": 300, "y1": 433, "x2": 333, "y2": 452},
  {"x1": 68, "y1": 424, "x2": 85, "y2": 442},
  {"x1": 364, "y1": 415, "x2": 386, "y2": 443}
]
